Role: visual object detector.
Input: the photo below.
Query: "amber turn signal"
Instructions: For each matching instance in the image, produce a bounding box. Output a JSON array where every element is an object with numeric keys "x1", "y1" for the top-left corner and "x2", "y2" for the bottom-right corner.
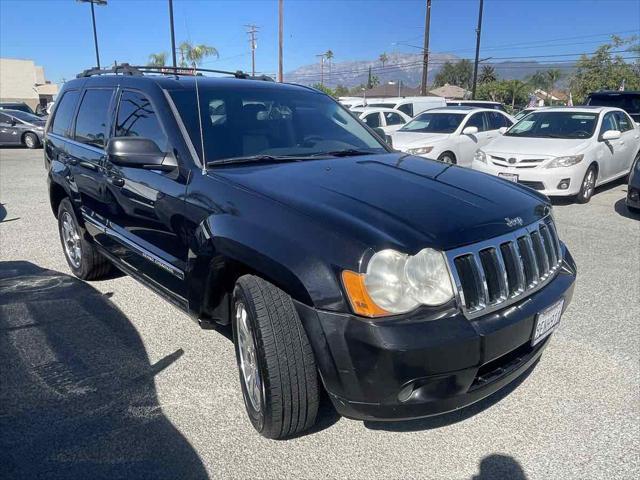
[{"x1": 341, "y1": 270, "x2": 390, "y2": 318}]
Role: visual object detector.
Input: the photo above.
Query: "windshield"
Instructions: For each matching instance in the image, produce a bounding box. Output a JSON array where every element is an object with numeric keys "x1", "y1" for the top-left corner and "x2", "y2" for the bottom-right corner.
[
  {"x1": 506, "y1": 111, "x2": 598, "y2": 139},
  {"x1": 399, "y1": 112, "x2": 465, "y2": 133},
  {"x1": 6, "y1": 110, "x2": 43, "y2": 123},
  {"x1": 170, "y1": 85, "x2": 387, "y2": 163},
  {"x1": 1, "y1": 104, "x2": 35, "y2": 114},
  {"x1": 587, "y1": 93, "x2": 640, "y2": 113}
]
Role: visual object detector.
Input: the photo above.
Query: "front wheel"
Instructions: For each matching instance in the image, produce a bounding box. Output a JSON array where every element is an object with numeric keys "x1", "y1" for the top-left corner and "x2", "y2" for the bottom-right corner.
[
  {"x1": 232, "y1": 275, "x2": 319, "y2": 439},
  {"x1": 575, "y1": 165, "x2": 597, "y2": 203},
  {"x1": 438, "y1": 151, "x2": 457, "y2": 164}
]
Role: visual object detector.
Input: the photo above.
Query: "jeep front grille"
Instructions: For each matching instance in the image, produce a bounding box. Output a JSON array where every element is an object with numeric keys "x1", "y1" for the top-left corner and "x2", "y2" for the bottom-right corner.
[{"x1": 446, "y1": 217, "x2": 562, "y2": 319}]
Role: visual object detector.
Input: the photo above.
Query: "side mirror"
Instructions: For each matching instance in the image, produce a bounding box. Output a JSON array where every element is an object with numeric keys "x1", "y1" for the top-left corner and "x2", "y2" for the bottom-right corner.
[
  {"x1": 601, "y1": 129, "x2": 621, "y2": 141},
  {"x1": 498, "y1": 127, "x2": 508, "y2": 134},
  {"x1": 462, "y1": 126, "x2": 478, "y2": 135},
  {"x1": 106, "y1": 137, "x2": 174, "y2": 170},
  {"x1": 9, "y1": 119, "x2": 17, "y2": 126}
]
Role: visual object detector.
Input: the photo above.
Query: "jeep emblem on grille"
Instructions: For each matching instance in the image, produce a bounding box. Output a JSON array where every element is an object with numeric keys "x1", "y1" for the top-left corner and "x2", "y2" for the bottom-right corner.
[
  {"x1": 508, "y1": 157, "x2": 517, "y2": 164},
  {"x1": 505, "y1": 216, "x2": 523, "y2": 227}
]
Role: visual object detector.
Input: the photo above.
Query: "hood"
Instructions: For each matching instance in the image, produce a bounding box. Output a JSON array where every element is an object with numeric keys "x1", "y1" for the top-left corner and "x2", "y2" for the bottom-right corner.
[
  {"x1": 390, "y1": 131, "x2": 451, "y2": 150},
  {"x1": 484, "y1": 135, "x2": 592, "y2": 157},
  {"x1": 211, "y1": 153, "x2": 549, "y2": 252}
]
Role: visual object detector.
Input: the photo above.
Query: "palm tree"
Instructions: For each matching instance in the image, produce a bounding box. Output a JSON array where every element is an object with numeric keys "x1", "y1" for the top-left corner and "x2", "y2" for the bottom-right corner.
[
  {"x1": 324, "y1": 50, "x2": 334, "y2": 79},
  {"x1": 507, "y1": 79, "x2": 528, "y2": 109},
  {"x1": 178, "y1": 41, "x2": 219, "y2": 67},
  {"x1": 545, "y1": 69, "x2": 563, "y2": 105},
  {"x1": 478, "y1": 65, "x2": 496, "y2": 84},
  {"x1": 147, "y1": 52, "x2": 167, "y2": 67},
  {"x1": 379, "y1": 52, "x2": 389, "y2": 68}
]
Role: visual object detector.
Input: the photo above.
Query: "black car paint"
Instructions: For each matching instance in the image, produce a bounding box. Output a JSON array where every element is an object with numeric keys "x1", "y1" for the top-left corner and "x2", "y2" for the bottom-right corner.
[
  {"x1": 46, "y1": 74, "x2": 576, "y2": 421},
  {"x1": 586, "y1": 91, "x2": 640, "y2": 123},
  {"x1": 0, "y1": 110, "x2": 45, "y2": 146},
  {"x1": 627, "y1": 156, "x2": 640, "y2": 211}
]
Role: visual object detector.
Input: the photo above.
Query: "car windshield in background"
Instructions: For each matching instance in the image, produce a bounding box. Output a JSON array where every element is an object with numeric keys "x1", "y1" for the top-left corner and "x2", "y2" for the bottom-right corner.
[
  {"x1": 506, "y1": 111, "x2": 598, "y2": 139},
  {"x1": 6, "y1": 110, "x2": 43, "y2": 123},
  {"x1": 1, "y1": 104, "x2": 34, "y2": 114},
  {"x1": 587, "y1": 93, "x2": 640, "y2": 113},
  {"x1": 169, "y1": 86, "x2": 387, "y2": 164},
  {"x1": 399, "y1": 112, "x2": 465, "y2": 133}
]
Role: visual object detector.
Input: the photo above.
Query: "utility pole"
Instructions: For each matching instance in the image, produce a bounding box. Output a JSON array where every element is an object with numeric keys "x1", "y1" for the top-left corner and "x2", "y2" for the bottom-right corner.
[
  {"x1": 278, "y1": 0, "x2": 284, "y2": 82},
  {"x1": 471, "y1": 0, "x2": 484, "y2": 99},
  {"x1": 420, "y1": 0, "x2": 431, "y2": 96},
  {"x1": 168, "y1": 0, "x2": 177, "y2": 68},
  {"x1": 316, "y1": 54, "x2": 325, "y2": 86},
  {"x1": 245, "y1": 24, "x2": 259, "y2": 77},
  {"x1": 77, "y1": 0, "x2": 107, "y2": 69}
]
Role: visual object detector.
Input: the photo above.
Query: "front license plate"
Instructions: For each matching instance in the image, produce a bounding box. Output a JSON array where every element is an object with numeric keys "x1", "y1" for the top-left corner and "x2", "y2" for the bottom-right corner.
[
  {"x1": 498, "y1": 172, "x2": 519, "y2": 183},
  {"x1": 532, "y1": 298, "x2": 564, "y2": 346}
]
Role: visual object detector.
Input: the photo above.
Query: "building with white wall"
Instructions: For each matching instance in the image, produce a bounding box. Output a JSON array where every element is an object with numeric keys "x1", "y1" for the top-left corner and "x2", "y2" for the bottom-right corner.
[{"x1": 0, "y1": 58, "x2": 59, "y2": 110}]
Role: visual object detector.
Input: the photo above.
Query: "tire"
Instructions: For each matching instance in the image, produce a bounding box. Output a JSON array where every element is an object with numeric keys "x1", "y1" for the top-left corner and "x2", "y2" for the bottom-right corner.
[
  {"x1": 57, "y1": 198, "x2": 111, "y2": 280},
  {"x1": 23, "y1": 132, "x2": 40, "y2": 149},
  {"x1": 438, "y1": 151, "x2": 457, "y2": 164},
  {"x1": 575, "y1": 165, "x2": 597, "y2": 204},
  {"x1": 232, "y1": 275, "x2": 319, "y2": 439}
]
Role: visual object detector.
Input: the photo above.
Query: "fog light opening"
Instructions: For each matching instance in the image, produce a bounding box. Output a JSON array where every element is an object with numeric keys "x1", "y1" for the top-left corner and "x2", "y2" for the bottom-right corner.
[{"x1": 557, "y1": 178, "x2": 571, "y2": 190}]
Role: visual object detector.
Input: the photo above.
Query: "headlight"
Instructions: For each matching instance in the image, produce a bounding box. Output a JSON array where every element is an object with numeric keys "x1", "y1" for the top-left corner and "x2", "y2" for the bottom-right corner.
[
  {"x1": 407, "y1": 146, "x2": 433, "y2": 155},
  {"x1": 342, "y1": 248, "x2": 454, "y2": 317},
  {"x1": 474, "y1": 149, "x2": 487, "y2": 163},
  {"x1": 546, "y1": 154, "x2": 584, "y2": 168}
]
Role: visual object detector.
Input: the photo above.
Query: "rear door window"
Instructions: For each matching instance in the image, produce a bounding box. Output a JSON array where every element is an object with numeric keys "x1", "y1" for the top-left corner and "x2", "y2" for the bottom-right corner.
[
  {"x1": 50, "y1": 90, "x2": 80, "y2": 137},
  {"x1": 74, "y1": 89, "x2": 114, "y2": 148},
  {"x1": 115, "y1": 91, "x2": 168, "y2": 151},
  {"x1": 384, "y1": 111, "x2": 406, "y2": 126}
]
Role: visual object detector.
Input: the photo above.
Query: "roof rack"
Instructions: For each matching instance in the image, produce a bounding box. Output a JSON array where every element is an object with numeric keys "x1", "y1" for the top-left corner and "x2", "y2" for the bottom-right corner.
[{"x1": 76, "y1": 63, "x2": 274, "y2": 82}]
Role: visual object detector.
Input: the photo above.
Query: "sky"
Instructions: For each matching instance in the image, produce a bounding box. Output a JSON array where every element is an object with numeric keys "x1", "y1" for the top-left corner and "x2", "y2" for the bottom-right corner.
[{"x1": 0, "y1": 0, "x2": 638, "y2": 84}]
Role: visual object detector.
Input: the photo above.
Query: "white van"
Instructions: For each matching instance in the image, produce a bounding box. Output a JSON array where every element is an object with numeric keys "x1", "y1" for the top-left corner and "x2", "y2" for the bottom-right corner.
[{"x1": 366, "y1": 96, "x2": 447, "y2": 117}]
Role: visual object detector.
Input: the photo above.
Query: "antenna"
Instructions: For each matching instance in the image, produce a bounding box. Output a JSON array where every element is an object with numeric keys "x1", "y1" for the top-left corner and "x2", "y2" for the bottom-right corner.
[
  {"x1": 245, "y1": 24, "x2": 259, "y2": 77},
  {"x1": 192, "y1": 62, "x2": 207, "y2": 174}
]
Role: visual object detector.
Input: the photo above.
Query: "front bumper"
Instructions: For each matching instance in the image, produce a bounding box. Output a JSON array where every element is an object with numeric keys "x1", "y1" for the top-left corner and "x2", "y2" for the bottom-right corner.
[
  {"x1": 472, "y1": 160, "x2": 585, "y2": 196},
  {"x1": 296, "y1": 248, "x2": 576, "y2": 421}
]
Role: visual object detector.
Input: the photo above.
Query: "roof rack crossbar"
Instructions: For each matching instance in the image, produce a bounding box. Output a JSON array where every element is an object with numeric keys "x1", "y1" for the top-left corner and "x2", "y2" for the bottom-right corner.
[{"x1": 76, "y1": 63, "x2": 144, "y2": 78}]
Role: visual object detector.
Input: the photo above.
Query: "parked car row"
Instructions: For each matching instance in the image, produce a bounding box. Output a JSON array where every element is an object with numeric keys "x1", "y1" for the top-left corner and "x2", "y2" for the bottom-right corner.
[{"x1": 0, "y1": 109, "x2": 45, "y2": 148}]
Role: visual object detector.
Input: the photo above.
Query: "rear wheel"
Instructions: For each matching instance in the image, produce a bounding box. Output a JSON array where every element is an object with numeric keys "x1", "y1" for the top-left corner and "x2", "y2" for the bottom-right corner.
[
  {"x1": 438, "y1": 151, "x2": 457, "y2": 164},
  {"x1": 23, "y1": 132, "x2": 39, "y2": 149},
  {"x1": 232, "y1": 275, "x2": 319, "y2": 439},
  {"x1": 57, "y1": 198, "x2": 111, "y2": 280},
  {"x1": 575, "y1": 165, "x2": 597, "y2": 203}
]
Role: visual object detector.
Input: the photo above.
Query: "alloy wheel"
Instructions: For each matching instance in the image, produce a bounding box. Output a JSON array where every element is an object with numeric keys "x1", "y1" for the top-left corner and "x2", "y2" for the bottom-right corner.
[
  {"x1": 236, "y1": 301, "x2": 262, "y2": 413},
  {"x1": 61, "y1": 211, "x2": 82, "y2": 268},
  {"x1": 582, "y1": 169, "x2": 595, "y2": 200}
]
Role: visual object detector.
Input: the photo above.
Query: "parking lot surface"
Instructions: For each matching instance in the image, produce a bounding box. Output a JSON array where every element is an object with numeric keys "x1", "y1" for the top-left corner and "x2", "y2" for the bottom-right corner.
[{"x1": 1, "y1": 148, "x2": 639, "y2": 480}]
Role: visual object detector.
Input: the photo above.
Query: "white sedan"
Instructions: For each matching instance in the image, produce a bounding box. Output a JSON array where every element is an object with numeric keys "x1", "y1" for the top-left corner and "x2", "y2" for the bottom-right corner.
[
  {"x1": 390, "y1": 107, "x2": 515, "y2": 166},
  {"x1": 352, "y1": 107, "x2": 412, "y2": 134},
  {"x1": 472, "y1": 107, "x2": 640, "y2": 203}
]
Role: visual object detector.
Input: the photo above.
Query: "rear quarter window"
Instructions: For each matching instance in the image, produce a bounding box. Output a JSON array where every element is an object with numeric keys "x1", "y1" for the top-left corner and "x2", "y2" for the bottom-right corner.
[{"x1": 50, "y1": 90, "x2": 80, "y2": 137}]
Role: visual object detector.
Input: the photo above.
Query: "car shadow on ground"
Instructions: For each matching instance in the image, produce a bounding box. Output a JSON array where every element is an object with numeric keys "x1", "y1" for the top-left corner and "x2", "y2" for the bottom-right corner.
[
  {"x1": 470, "y1": 454, "x2": 528, "y2": 480},
  {"x1": 614, "y1": 198, "x2": 640, "y2": 220},
  {"x1": 363, "y1": 360, "x2": 537, "y2": 433},
  {"x1": 0, "y1": 261, "x2": 209, "y2": 480}
]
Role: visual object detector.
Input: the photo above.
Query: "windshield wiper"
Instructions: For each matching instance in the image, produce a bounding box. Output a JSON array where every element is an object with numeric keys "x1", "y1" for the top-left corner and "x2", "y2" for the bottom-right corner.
[
  {"x1": 207, "y1": 154, "x2": 304, "y2": 167},
  {"x1": 309, "y1": 149, "x2": 377, "y2": 157}
]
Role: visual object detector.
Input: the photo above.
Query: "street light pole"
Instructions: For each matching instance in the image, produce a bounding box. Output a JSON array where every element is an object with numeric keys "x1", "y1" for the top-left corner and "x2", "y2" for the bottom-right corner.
[
  {"x1": 77, "y1": 1, "x2": 107, "y2": 69},
  {"x1": 169, "y1": 0, "x2": 177, "y2": 68},
  {"x1": 471, "y1": 0, "x2": 484, "y2": 100}
]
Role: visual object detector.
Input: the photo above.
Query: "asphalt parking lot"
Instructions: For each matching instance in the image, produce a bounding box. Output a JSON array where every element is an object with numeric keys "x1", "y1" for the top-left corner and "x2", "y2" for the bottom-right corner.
[{"x1": 1, "y1": 147, "x2": 638, "y2": 480}]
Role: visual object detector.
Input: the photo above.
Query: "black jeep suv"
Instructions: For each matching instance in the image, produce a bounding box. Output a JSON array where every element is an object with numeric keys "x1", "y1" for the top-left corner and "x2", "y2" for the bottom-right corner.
[{"x1": 45, "y1": 65, "x2": 576, "y2": 439}]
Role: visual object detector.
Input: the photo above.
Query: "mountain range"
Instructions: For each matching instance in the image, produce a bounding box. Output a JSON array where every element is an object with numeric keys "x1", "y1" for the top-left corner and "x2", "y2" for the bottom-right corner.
[{"x1": 284, "y1": 52, "x2": 576, "y2": 88}]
